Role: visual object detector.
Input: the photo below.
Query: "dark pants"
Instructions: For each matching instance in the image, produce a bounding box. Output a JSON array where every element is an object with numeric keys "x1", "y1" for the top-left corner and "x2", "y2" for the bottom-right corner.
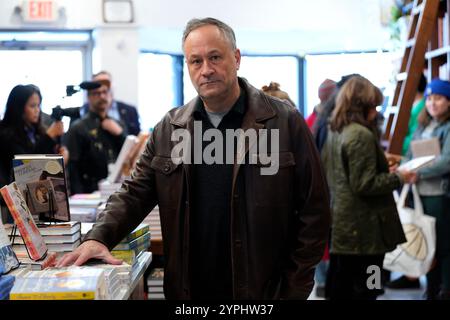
[
  {"x1": 327, "y1": 254, "x2": 385, "y2": 300},
  {"x1": 421, "y1": 196, "x2": 450, "y2": 298}
]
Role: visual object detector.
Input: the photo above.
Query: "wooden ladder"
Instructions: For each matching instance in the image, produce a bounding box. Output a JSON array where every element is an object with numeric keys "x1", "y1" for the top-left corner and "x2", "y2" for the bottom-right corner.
[{"x1": 383, "y1": 0, "x2": 440, "y2": 154}]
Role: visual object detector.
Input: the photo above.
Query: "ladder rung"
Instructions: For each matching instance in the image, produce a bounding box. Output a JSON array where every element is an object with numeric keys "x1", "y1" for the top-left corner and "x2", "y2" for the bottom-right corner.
[
  {"x1": 405, "y1": 38, "x2": 416, "y2": 48},
  {"x1": 384, "y1": 105, "x2": 399, "y2": 115},
  {"x1": 412, "y1": 3, "x2": 424, "y2": 15},
  {"x1": 396, "y1": 72, "x2": 407, "y2": 81}
]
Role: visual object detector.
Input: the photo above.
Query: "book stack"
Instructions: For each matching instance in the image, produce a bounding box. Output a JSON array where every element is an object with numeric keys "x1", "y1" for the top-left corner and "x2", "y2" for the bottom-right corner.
[
  {"x1": 98, "y1": 179, "x2": 122, "y2": 199},
  {"x1": 147, "y1": 268, "x2": 164, "y2": 300},
  {"x1": 84, "y1": 262, "x2": 132, "y2": 300},
  {"x1": 69, "y1": 193, "x2": 106, "y2": 222},
  {"x1": 8, "y1": 221, "x2": 81, "y2": 258},
  {"x1": 111, "y1": 223, "x2": 150, "y2": 266},
  {"x1": 10, "y1": 267, "x2": 108, "y2": 300},
  {"x1": 142, "y1": 207, "x2": 162, "y2": 241}
]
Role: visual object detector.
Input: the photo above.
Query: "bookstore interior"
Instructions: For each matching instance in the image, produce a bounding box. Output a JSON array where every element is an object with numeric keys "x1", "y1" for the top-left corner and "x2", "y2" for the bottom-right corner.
[{"x1": 1, "y1": 0, "x2": 450, "y2": 306}]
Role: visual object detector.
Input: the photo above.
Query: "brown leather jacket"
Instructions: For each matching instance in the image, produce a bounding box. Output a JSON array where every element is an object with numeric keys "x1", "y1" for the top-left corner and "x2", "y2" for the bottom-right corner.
[{"x1": 84, "y1": 78, "x2": 331, "y2": 300}]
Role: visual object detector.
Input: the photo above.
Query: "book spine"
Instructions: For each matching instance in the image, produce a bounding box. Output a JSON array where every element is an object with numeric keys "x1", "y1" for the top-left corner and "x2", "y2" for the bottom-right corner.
[
  {"x1": 115, "y1": 232, "x2": 150, "y2": 250},
  {"x1": 125, "y1": 225, "x2": 150, "y2": 242},
  {"x1": 10, "y1": 291, "x2": 96, "y2": 300},
  {"x1": 0, "y1": 187, "x2": 40, "y2": 260}
]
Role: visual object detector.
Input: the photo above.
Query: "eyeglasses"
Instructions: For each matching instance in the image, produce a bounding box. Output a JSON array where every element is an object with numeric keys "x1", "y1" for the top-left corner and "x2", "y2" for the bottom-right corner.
[{"x1": 88, "y1": 89, "x2": 110, "y2": 97}]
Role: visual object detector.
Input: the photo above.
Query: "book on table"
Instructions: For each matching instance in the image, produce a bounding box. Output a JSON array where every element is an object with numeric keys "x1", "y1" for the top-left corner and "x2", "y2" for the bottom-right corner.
[
  {"x1": 0, "y1": 219, "x2": 20, "y2": 273},
  {"x1": 12, "y1": 154, "x2": 70, "y2": 222},
  {"x1": 0, "y1": 182, "x2": 47, "y2": 261},
  {"x1": 9, "y1": 267, "x2": 108, "y2": 300}
]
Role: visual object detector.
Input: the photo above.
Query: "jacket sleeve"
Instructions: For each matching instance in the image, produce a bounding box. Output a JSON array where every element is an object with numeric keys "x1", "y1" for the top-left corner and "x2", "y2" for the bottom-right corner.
[
  {"x1": 280, "y1": 109, "x2": 331, "y2": 300},
  {"x1": 82, "y1": 123, "x2": 159, "y2": 249},
  {"x1": 345, "y1": 129, "x2": 401, "y2": 196}
]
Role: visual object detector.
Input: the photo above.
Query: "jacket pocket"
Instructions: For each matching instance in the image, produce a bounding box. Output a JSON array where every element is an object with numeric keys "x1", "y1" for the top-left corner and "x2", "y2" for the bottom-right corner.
[
  {"x1": 151, "y1": 156, "x2": 183, "y2": 206},
  {"x1": 151, "y1": 156, "x2": 182, "y2": 175}
]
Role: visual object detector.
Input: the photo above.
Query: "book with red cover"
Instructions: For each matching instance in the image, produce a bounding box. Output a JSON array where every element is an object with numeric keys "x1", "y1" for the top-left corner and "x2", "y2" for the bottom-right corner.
[{"x1": 0, "y1": 182, "x2": 48, "y2": 261}]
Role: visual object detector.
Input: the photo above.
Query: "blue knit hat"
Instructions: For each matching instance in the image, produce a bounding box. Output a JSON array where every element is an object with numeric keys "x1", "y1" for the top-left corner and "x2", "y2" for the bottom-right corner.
[{"x1": 425, "y1": 78, "x2": 450, "y2": 99}]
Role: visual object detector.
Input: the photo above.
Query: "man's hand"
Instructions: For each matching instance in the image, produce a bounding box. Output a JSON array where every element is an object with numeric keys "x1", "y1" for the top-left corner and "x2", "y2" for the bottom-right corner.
[
  {"x1": 101, "y1": 118, "x2": 123, "y2": 136},
  {"x1": 56, "y1": 240, "x2": 123, "y2": 267}
]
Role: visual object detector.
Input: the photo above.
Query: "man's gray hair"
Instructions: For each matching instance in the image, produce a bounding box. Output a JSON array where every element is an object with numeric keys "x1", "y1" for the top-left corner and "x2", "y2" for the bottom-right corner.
[{"x1": 182, "y1": 17, "x2": 237, "y2": 52}]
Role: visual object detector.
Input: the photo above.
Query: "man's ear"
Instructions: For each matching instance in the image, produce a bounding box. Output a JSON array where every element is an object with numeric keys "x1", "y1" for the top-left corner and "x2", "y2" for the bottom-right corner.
[{"x1": 235, "y1": 49, "x2": 241, "y2": 71}]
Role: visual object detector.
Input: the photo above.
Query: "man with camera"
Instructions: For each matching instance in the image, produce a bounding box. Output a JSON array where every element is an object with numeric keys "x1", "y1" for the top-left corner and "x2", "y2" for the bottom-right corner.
[
  {"x1": 72, "y1": 71, "x2": 141, "y2": 136},
  {"x1": 63, "y1": 79, "x2": 127, "y2": 194}
]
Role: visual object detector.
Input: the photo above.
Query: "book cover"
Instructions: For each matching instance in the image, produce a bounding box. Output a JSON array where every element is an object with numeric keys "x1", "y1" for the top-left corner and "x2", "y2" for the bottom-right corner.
[
  {"x1": 25, "y1": 179, "x2": 58, "y2": 215},
  {"x1": 13, "y1": 155, "x2": 70, "y2": 222},
  {"x1": 411, "y1": 137, "x2": 441, "y2": 158},
  {"x1": 9, "y1": 267, "x2": 107, "y2": 300},
  {"x1": 0, "y1": 219, "x2": 20, "y2": 273},
  {"x1": 0, "y1": 182, "x2": 47, "y2": 261},
  {"x1": 398, "y1": 155, "x2": 437, "y2": 172},
  {"x1": 123, "y1": 131, "x2": 150, "y2": 177},
  {"x1": 107, "y1": 135, "x2": 139, "y2": 183}
]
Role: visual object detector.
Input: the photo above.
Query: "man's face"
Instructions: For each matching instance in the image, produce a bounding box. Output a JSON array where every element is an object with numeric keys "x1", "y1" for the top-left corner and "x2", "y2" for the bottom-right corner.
[
  {"x1": 183, "y1": 25, "x2": 241, "y2": 104},
  {"x1": 87, "y1": 84, "x2": 112, "y2": 114}
]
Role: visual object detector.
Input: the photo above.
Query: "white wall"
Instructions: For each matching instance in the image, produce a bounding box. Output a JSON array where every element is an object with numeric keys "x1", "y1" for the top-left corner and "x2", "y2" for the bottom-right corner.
[
  {"x1": 0, "y1": 0, "x2": 391, "y2": 106},
  {"x1": 135, "y1": 0, "x2": 390, "y2": 54}
]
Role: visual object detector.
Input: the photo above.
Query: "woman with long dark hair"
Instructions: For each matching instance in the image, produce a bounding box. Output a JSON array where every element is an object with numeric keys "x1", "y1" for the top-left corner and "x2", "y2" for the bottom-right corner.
[{"x1": 0, "y1": 84, "x2": 66, "y2": 186}]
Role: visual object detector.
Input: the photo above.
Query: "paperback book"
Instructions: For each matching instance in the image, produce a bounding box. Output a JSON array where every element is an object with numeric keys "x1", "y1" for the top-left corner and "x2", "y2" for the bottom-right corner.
[
  {"x1": 13, "y1": 154, "x2": 70, "y2": 222},
  {"x1": 0, "y1": 182, "x2": 47, "y2": 261}
]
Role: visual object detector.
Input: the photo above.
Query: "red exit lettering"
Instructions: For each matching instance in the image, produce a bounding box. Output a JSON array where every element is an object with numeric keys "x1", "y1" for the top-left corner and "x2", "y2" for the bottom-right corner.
[{"x1": 28, "y1": 1, "x2": 53, "y2": 20}]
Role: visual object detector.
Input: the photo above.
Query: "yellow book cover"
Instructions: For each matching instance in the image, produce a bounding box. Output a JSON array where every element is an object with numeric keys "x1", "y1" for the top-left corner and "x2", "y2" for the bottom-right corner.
[{"x1": 10, "y1": 267, "x2": 107, "y2": 300}]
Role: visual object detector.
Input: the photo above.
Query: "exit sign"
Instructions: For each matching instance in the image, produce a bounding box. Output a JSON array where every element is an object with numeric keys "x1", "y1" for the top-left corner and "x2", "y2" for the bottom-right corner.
[{"x1": 22, "y1": 0, "x2": 58, "y2": 22}]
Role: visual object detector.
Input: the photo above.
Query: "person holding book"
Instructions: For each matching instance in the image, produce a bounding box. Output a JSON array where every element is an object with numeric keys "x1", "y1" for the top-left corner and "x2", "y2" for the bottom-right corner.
[
  {"x1": 0, "y1": 84, "x2": 66, "y2": 188},
  {"x1": 58, "y1": 17, "x2": 331, "y2": 300},
  {"x1": 320, "y1": 75, "x2": 414, "y2": 300},
  {"x1": 63, "y1": 78, "x2": 128, "y2": 194},
  {"x1": 401, "y1": 78, "x2": 450, "y2": 300}
]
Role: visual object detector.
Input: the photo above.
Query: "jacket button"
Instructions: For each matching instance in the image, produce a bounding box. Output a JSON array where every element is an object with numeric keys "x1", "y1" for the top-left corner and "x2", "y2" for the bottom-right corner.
[{"x1": 164, "y1": 164, "x2": 170, "y2": 172}]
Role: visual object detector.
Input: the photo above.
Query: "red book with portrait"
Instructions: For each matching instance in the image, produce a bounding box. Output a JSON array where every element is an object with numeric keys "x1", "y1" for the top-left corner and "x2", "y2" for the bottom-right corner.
[{"x1": 0, "y1": 182, "x2": 48, "y2": 261}]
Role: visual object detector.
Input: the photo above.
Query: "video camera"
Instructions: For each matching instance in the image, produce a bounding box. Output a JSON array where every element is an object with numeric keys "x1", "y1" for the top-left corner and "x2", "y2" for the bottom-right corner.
[{"x1": 50, "y1": 81, "x2": 101, "y2": 121}]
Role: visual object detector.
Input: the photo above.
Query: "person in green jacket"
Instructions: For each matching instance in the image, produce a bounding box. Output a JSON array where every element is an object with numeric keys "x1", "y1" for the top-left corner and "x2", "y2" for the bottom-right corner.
[
  {"x1": 402, "y1": 74, "x2": 427, "y2": 156},
  {"x1": 321, "y1": 75, "x2": 413, "y2": 300}
]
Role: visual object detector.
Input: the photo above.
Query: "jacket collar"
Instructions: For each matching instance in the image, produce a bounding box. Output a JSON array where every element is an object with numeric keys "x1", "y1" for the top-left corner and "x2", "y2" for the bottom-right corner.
[{"x1": 169, "y1": 77, "x2": 277, "y2": 128}]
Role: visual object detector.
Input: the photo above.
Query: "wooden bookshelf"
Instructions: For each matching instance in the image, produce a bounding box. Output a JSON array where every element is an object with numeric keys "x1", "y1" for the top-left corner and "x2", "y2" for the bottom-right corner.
[{"x1": 426, "y1": 0, "x2": 450, "y2": 80}]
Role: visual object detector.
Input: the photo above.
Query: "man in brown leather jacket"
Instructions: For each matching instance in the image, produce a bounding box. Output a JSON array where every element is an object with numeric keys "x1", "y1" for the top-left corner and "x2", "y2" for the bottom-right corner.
[{"x1": 58, "y1": 17, "x2": 330, "y2": 300}]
